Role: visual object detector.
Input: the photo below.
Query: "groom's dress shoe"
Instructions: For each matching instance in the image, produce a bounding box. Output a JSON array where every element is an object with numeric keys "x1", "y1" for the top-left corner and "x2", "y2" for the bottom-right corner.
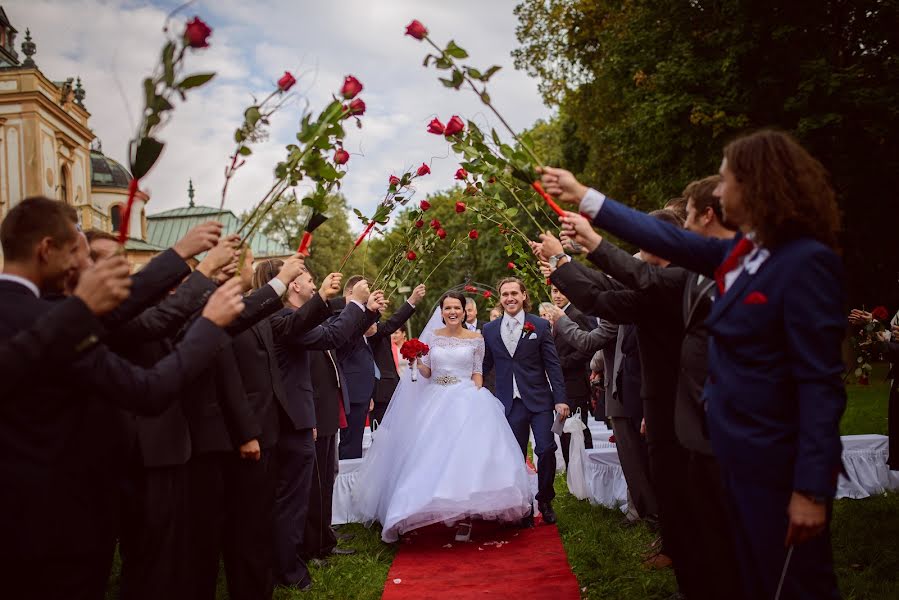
[{"x1": 538, "y1": 502, "x2": 557, "y2": 525}]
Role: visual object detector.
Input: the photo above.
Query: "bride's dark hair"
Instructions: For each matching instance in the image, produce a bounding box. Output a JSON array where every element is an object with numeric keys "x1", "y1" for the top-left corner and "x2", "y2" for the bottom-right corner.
[{"x1": 439, "y1": 290, "x2": 467, "y2": 323}]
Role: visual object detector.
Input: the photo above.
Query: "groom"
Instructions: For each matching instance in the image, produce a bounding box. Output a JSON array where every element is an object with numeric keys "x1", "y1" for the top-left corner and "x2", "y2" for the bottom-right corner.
[{"x1": 483, "y1": 277, "x2": 569, "y2": 525}]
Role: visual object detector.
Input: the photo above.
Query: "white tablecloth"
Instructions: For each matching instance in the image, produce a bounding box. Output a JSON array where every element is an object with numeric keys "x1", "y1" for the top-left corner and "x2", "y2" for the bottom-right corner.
[
  {"x1": 836, "y1": 434, "x2": 899, "y2": 499},
  {"x1": 577, "y1": 433, "x2": 899, "y2": 510}
]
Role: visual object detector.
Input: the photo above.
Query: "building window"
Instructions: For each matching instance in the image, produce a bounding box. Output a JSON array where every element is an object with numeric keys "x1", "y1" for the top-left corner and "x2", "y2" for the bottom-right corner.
[
  {"x1": 59, "y1": 165, "x2": 69, "y2": 203},
  {"x1": 110, "y1": 204, "x2": 123, "y2": 232}
]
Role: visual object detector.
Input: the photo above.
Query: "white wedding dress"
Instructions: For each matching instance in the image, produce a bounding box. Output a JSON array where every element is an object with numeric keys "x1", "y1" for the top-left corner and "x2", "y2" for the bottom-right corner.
[{"x1": 352, "y1": 330, "x2": 533, "y2": 543}]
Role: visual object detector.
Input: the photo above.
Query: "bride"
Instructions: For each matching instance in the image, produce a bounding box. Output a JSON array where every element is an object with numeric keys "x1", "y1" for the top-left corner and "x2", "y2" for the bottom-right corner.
[{"x1": 352, "y1": 290, "x2": 533, "y2": 543}]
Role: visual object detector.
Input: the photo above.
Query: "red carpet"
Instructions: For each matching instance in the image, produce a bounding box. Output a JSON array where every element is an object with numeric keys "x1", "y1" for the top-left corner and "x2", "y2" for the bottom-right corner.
[{"x1": 381, "y1": 517, "x2": 581, "y2": 599}]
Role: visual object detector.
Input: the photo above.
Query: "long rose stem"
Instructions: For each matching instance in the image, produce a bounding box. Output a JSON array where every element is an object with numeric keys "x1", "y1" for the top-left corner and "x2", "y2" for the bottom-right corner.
[{"x1": 117, "y1": 178, "x2": 140, "y2": 244}]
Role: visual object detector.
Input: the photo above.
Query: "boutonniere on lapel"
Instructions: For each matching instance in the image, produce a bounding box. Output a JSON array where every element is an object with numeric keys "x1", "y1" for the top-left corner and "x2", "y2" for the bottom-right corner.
[
  {"x1": 521, "y1": 321, "x2": 536, "y2": 339},
  {"x1": 743, "y1": 291, "x2": 768, "y2": 305}
]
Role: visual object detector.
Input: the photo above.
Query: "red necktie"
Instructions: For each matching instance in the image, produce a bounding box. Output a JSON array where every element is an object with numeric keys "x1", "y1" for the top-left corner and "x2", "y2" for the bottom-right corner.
[{"x1": 714, "y1": 237, "x2": 755, "y2": 294}]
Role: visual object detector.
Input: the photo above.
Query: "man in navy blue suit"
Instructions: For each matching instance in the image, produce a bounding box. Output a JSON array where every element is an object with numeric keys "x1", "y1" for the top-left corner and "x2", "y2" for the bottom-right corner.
[
  {"x1": 540, "y1": 129, "x2": 846, "y2": 599},
  {"x1": 482, "y1": 277, "x2": 569, "y2": 525}
]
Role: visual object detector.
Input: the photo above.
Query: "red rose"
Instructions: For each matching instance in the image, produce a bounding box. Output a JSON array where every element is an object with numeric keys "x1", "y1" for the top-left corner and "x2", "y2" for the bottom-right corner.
[
  {"x1": 419, "y1": 200, "x2": 431, "y2": 211},
  {"x1": 427, "y1": 118, "x2": 445, "y2": 135},
  {"x1": 389, "y1": 175, "x2": 401, "y2": 186},
  {"x1": 507, "y1": 262, "x2": 516, "y2": 270},
  {"x1": 333, "y1": 149, "x2": 350, "y2": 165},
  {"x1": 184, "y1": 17, "x2": 212, "y2": 48},
  {"x1": 444, "y1": 115, "x2": 465, "y2": 137},
  {"x1": 454, "y1": 168, "x2": 468, "y2": 180},
  {"x1": 346, "y1": 98, "x2": 366, "y2": 116},
  {"x1": 341, "y1": 75, "x2": 363, "y2": 99},
  {"x1": 455, "y1": 201, "x2": 466, "y2": 213},
  {"x1": 468, "y1": 229, "x2": 479, "y2": 239},
  {"x1": 430, "y1": 218, "x2": 441, "y2": 229},
  {"x1": 608, "y1": 434, "x2": 616, "y2": 444},
  {"x1": 436, "y1": 228, "x2": 447, "y2": 239},
  {"x1": 405, "y1": 20, "x2": 428, "y2": 40},
  {"x1": 523, "y1": 321, "x2": 535, "y2": 333},
  {"x1": 414, "y1": 219, "x2": 424, "y2": 229},
  {"x1": 406, "y1": 250, "x2": 417, "y2": 261},
  {"x1": 482, "y1": 290, "x2": 492, "y2": 299},
  {"x1": 464, "y1": 285, "x2": 477, "y2": 292},
  {"x1": 417, "y1": 163, "x2": 431, "y2": 176},
  {"x1": 277, "y1": 71, "x2": 297, "y2": 91},
  {"x1": 872, "y1": 306, "x2": 889, "y2": 321}
]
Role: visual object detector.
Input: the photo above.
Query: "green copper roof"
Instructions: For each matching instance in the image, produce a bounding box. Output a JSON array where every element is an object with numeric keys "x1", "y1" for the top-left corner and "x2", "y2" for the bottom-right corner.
[
  {"x1": 147, "y1": 204, "x2": 292, "y2": 259},
  {"x1": 124, "y1": 237, "x2": 166, "y2": 252}
]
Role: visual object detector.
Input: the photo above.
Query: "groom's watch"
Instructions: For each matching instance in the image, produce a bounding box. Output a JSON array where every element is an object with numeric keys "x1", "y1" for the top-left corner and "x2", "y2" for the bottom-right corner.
[{"x1": 548, "y1": 253, "x2": 570, "y2": 269}]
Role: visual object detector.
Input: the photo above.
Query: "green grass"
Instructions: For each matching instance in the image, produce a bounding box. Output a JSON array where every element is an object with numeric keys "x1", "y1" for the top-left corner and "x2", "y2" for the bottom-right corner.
[{"x1": 104, "y1": 366, "x2": 895, "y2": 599}]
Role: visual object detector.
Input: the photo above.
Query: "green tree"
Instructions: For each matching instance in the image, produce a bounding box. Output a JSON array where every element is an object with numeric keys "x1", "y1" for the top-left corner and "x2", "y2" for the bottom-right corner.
[{"x1": 513, "y1": 0, "x2": 899, "y2": 308}]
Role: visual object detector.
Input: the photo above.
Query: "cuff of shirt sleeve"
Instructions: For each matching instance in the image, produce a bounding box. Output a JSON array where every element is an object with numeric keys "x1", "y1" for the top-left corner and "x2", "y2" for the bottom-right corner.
[
  {"x1": 349, "y1": 299, "x2": 366, "y2": 311},
  {"x1": 580, "y1": 188, "x2": 607, "y2": 220},
  {"x1": 268, "y1": 278, "x2": 287, "y2": 297}
]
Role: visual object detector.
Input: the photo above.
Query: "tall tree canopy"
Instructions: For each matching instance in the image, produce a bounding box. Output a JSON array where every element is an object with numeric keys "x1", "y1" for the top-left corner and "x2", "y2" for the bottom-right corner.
[{"x1": 513, "y1": 0, "x2": 899, "y2": 308}]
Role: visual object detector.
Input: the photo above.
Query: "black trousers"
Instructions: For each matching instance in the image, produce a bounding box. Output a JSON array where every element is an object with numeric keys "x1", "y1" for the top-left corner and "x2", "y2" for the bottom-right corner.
[
  {"x1": 120, "y1": 463, "x2": 190, "y2": 600},
  {"x1": 273, "y1": 428, "x2": 316, "y2": 586},
  {"x1": 299, "y1": 434, "x2": 339, "y2": 560},
  {"x1": 187, "y1": 450, "x2": 276, "y2": 600},
  {"x1": 370, "y1": 401, "x2": 389, "y2": 427},
  {"x1": 559, "y1": 394, "x2": 593, "y2": 467},
  {"x1": 642, "y1": 394, "x2": 699, "y2": 597},
  {"x1": 610, "y1": 415, "x2": 658, "y2": 520},
  {"x1": 684, "y1": 451, "x2": 745, "y2": 600},
  {"x1": 339, "y1": 402, "x2": 368, "y2": 460},
  {"x1": 2, "y1": 549, "x2": 115, "y2": 600}
]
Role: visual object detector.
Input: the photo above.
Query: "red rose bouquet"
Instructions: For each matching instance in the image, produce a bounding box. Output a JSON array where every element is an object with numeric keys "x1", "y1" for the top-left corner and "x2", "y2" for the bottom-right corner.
[{"x1": 401, "y1": 338, "x2": 430, "y2": 381}]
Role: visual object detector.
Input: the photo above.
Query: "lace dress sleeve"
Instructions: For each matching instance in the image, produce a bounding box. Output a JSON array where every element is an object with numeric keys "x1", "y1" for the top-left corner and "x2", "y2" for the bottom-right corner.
[
  {"x1": 472, "y1": 337, "x2": 485, "y2": 375},
  {"x1": 420, "y1": 332, "x2": 432, "y2": 368}
]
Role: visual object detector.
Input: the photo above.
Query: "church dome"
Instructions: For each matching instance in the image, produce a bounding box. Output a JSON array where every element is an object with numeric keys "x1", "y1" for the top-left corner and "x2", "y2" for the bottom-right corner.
[{"x1": 90, "y1": 148, "x2": 132, "y2": 189}]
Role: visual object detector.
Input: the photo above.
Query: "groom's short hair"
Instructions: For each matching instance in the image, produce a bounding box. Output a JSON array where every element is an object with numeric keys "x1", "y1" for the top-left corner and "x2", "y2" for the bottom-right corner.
[{"x1": 496, "y1": 277, "x2": 531, "y2": 312}]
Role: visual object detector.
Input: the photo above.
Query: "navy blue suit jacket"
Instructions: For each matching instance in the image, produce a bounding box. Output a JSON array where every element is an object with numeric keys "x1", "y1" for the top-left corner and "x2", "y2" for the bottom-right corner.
[
  {"x1": 591, "y1": 196, "x2": 847, "y2": 496},
  {"x1": 482, "y1": 313, "x2": 567, "y2": 415}
]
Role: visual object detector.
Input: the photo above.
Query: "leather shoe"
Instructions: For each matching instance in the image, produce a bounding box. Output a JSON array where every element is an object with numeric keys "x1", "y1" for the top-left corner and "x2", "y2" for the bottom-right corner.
[
  {"x1": 331, "y1": 547, "x2": 357, "y2": 556},
  {"x1": 538, "y1": 502, "x2": 557, "y2": 525},
  {"x1": 519, "y1": 512, "x2": 535, "y2": 528},
  {"x1": 336, "y1": 532, "x2": 355, "y2": 542}
]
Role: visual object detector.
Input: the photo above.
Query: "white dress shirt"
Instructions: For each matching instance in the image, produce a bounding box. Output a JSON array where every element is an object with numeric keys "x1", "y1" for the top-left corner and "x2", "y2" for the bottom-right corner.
[
  {"x1": 0, "y1": 273, "x2": 40, "y2": 297},
  {"x1": 502, "y1": 310, "x2": 526, "y2": 399}
]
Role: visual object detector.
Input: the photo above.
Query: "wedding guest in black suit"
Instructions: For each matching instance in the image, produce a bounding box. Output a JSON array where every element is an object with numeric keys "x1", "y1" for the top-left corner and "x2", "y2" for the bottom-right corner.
[
  {"x1": 0, "y1": 197, "x2": 246, "y2": 600},
  {"x1": 272, "y1": 267, "x2": 383, "y2": 590},
  {"x1": 370, "y1": 284, "x2": 426, "y2": 425},
  {"x1": 337, "y1": 281, "x2": 421, "y2": 460},
  {"x1": 87, "y1": 229, "x2": 239, "y2": 600},
  {"x1": 464, "y1": 297, "x2": 485, "y2": 331}
]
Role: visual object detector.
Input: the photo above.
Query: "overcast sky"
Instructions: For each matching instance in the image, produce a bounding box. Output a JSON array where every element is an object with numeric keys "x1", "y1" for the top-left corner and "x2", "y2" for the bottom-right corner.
[{"x1": 8, "y1": 0, "x2": 552, "y2": 229}]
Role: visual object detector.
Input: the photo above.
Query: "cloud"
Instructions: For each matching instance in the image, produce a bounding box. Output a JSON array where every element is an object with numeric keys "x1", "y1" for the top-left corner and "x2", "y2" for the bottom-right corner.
[{"x1": 8, "y1": 0, "x2": 551, "y2": 230}]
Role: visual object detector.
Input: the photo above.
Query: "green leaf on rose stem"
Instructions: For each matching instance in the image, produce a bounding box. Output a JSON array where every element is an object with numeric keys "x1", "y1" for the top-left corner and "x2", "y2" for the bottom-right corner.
[
  {"x1": 435, "y1": 56, "x2": 452, "y2": 70},
  {"x1": 500, "y1": 144, "x2": 515, "y2": 159},
  {"x1": 505, "y1": 207, "x2": 519, "y2": 218},
  {"x1": 143, "y1": 78, "x2": 156, "y2": 110},
  {"x1": 353, "y1": 208, "x2": 364, "y2": 218},
  {"x1": 451, "y1": 69, "x2": 464, "y2": 89},
  {"x1": 444, "y1": 40, "x2": 469, "y2": 59},
  {"x1": 238, "y1": 146, "x2": 252, "y2": 156},
  {"x1": 146, "y1": 113, "x2": 161, "y2": 128},
  {"x1": 234, "y1": 129, "x2": 246, "y2": 143},
  {"x1": 162, "y1": 42, "x2": 176, "y2": 87},
  {"x1": 422, "y1": 54, "x2": 435, "y2": 67},
  {"x1": 130, "y1": 136, "x2": 164, "y2": 180},
  {"x1": 275, "y1": 163, "x2": 288, "y2": 179},
  {"x1": 389, "y1": 280, "x2": 398, "y2": 288},
  {"x1": 482, "y1": 65, "x2": 502, "y2": 81},
  {"x1": 466, "y1": 67, "x2": 482, "y2": 79},
  {"x1": 439, "y1": 77, "x2": 456, "y2": 88},
  {"x1": 480, "y1": 91, "x2": 491, "y2": 104},
  {"x1": 179, "y1": 72, "x2": 216, "y2": 90},
  {"x1": 153, "y1": 96, "x2": 174, "y2": 113},
  {"x1": 244, "y1": 106, "x2": 262, "y2": 127}
]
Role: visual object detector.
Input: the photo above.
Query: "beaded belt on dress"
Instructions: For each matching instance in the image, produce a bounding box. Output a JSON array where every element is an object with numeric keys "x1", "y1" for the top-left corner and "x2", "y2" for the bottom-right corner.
[{"x1": 433, "y1": 375, "x2": 461, "y2": 386}]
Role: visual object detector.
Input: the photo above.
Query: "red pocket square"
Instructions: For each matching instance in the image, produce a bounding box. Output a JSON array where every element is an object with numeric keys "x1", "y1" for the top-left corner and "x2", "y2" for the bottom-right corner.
[{"x1": 743, "y1": 291, "x2": 768, "y2": 305}]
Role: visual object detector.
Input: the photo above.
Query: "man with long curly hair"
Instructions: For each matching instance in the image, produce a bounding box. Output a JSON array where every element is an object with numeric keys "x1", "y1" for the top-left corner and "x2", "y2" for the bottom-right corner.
[{"x1": 540, "y1": 129, "x2": 845, "y2": 599}]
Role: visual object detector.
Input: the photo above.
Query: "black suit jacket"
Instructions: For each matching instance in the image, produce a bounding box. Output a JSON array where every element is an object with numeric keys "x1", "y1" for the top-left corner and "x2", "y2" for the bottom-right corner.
[
  {"x1": 0, "y1": 280, "x2": 229, "y2": 559},
  {"x1": 337, "y1": 302, "x2": 415, "y2": 407},
  {"x1": 276, "y1": 299, "x2": 374, "y2": 430},
  {"x1": 0, "y1": 295, "x2": 103, "y2": 382},
  {"x1": 553, "y1": 305, "x2": 594, "y2": 400},
  {"x1": 183, "y1": 285, "x2": 329, "y2": 454},
  {"x1": 550, "y1": 256, "x2": 685, "y2": 413},
  {"x1": 309, "y1": 350, "x2": 350, "y2": 437},
  {"x1": 369, "y1": 302, "x2": 417, "y2": 405}
]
